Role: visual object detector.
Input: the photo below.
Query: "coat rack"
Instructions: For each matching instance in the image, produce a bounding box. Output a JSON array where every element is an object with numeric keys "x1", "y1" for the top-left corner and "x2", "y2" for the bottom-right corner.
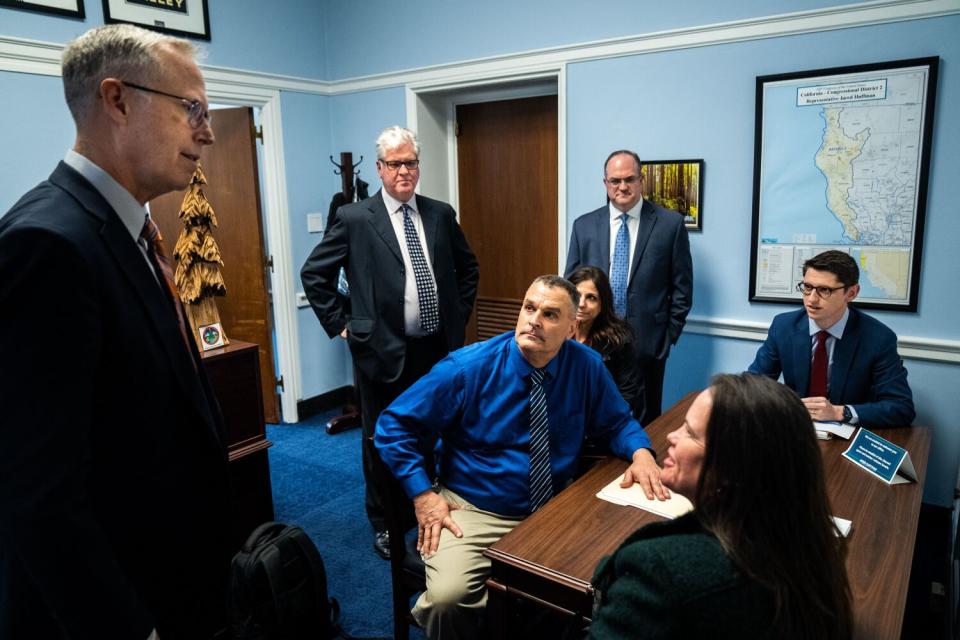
[
  {"x1": 325, "y1": 151, "x2": 364, "y2": 435},
  {"x1": 329, "y1": 152, "x2": 364, "y2": 201}
]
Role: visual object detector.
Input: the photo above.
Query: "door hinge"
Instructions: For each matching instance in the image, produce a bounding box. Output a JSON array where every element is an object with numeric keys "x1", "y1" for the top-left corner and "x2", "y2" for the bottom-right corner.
[
  {"x1": 254, "y1": 125, "x2": 263, "y2": 142},
  {"x1": 454, "y1": 121, "x2": 461, "y2": 137},
  {"x1": 276, "y1": 375, "x2": 284, "y2": 391},
  {"x1": 266, "y1": 255, "x2": 274, "y2": 272}
]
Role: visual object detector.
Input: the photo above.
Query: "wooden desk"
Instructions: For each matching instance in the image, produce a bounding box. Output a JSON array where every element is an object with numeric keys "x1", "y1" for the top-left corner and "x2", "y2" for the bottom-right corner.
[{"x1": 485, "y1": 392, "x2": 931, "y2": 639}]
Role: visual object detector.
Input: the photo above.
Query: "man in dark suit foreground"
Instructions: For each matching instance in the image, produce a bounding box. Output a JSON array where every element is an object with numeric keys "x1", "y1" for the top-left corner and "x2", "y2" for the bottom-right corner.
[
  {"x1": 301, "y1": 126, "x2": 479, "y2": 559},
  {"x1": 565, "y1": 150, "x2": 693, "y2": 421},
  {"x1": 0, "y1": 24, "x2": 230, "y2": 639},
  {"x1": 749, "y1": 250, "x2": 915, "y2": 427}
]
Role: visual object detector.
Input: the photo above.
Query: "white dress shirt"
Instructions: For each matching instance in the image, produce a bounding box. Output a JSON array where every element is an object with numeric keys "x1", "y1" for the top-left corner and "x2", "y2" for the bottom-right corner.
[
  {"x1": 607, "y1": 198, "x2": 643, "y2": 280},
  {"x1": 381, "y1": 190, "x2": 438, "y2": 337},
  {"x1": 808, "y1": 308, "x2": 858, "y2": 423}
]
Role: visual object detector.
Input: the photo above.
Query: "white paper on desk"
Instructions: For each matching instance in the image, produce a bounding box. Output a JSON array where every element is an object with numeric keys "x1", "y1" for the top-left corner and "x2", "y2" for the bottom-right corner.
[
  {"x1": 814, "y1": 421, "x2": 856, "y2": 440},
  {"x1": 596, "y1": 477, "x2": 694, "y2": 519},
  {"x1": 832, "y1": 516, "x2": 852, "y2": 537}
]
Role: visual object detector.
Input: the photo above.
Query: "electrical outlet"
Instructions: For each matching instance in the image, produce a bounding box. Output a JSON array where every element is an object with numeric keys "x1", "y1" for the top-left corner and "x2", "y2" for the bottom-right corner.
[{"x1": 307, "y1": 212, "x2": 324, "y2": 233}]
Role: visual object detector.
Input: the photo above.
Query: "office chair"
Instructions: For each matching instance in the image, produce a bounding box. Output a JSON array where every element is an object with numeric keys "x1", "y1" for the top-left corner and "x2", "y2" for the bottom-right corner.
[{"x1": 366, "y1": 436, "x2": 428, "y2": 640}]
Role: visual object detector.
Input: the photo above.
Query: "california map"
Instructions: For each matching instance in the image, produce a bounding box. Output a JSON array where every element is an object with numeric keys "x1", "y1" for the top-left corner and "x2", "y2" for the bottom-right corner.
[{"x1": 754, "y1": 63, "x2": 932, "y2": 305}]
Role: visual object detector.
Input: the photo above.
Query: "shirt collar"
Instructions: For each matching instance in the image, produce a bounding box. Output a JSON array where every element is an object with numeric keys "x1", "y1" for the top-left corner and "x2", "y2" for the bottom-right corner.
[
  {"x1": 509, "y1": 336, "x2": 562, "y2": 380},
  {"x1": 808, "y1": 307, "x2": 849, "y2": 340},
  {"x1": 608, "y1": 197, "x2": 643, "y2": 222},
  {"x1": 382, "y1": 189, "x2": 418, "y2": 216},
  {"x1": 64, "y1": 149, "x2": 147, "y2": 243}
]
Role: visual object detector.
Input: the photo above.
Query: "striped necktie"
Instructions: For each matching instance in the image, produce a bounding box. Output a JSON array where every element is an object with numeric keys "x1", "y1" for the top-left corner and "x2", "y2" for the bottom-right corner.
[
  {"x1": 401, "y1": 204, "x2": 440, "y2": 334},
  {"x1": 139, "y1": 216, "x2": 195, "y2": 355},
  {"x1": 809, "y1": 330, "x2": 829, "y2": 397},
  {"x1": 610, "y1": 213, "x2": 630, "y2": 317},
  {"x1": 528, "y1": 367, "x2": 553, "y2": 512}
]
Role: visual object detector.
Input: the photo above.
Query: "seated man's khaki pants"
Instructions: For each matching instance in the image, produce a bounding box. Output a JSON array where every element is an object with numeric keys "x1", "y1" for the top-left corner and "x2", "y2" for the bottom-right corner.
[{"x1": 411, "y1": 487, "x2": 524, "y2": 640}]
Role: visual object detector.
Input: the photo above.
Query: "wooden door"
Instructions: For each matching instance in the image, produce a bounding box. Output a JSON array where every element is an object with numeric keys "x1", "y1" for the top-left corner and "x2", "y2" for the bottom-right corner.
[
  {"x1": 456, "y1": 96, "x2": 558, "y2": 342},
  {"x1": 150, "y1": 107, "x2": 281, "y2": 423}
]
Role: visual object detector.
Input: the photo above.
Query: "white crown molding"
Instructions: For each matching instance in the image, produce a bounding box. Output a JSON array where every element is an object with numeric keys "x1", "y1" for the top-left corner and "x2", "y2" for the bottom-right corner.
[
  {"x1": 3, "y1": 0, "x2": 957, "y2": 94},
  {"x1": 685, "y1": 315, "x2": 960, "y2": 364}
]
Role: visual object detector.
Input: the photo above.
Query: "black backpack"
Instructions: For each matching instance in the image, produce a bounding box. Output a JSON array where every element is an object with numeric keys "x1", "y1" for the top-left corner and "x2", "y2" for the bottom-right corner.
[{"x1": 230, "y1": 521, "x2": 341, "y2": 639}]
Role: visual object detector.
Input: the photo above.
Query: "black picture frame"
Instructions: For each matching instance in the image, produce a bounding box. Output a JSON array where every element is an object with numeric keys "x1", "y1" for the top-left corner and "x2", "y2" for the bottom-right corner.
[
  {"x1": 749, "y1": 57, "x2": 939, "y2": 312},
  {"x1": 102, "y1": 0, "x2": 210, "y2": 41},
  {"x1": 639, "y1": 159, "x2": 704, "y2": 231},
  {"x1": 0, "y1": 0, "x2": 84, "y2": 19}
]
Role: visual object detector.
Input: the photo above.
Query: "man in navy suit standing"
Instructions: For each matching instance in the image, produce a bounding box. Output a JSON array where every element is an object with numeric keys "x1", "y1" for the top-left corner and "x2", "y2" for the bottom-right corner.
[
  {"x1": 301, "y1": 126, "x2": 479, "y2": 560},
  {"x1": 748, "y1": 250, "x2": 915, "y2": 427},
  {"x1": 565, "y1": 150, "x2": 693, "y2": 420},
  {"x1": 0, "y1": 24, "x2": 230, "y2": 638}
]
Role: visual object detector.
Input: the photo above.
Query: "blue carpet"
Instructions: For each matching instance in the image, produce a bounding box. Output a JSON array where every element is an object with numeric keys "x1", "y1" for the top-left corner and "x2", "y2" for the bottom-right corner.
[{"x1": 266, "y1": 415, "x2": 425, "y2": 639}]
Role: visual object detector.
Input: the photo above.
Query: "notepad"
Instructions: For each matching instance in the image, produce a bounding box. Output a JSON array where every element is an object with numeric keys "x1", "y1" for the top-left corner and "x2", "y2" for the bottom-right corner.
[
  {"x1": 596, "y1": 477, "x2": 694, "y2": 519},
  {"x1": 814, "y1": 421, "x2": 856, "y2": 440}
]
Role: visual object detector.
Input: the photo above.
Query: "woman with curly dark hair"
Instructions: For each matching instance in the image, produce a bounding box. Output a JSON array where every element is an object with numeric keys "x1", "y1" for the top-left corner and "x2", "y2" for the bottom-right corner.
[
  {"x1": 568, "y1": 266, "x2": 645, "y2": 421},
  {"x1": 589, "y1": 373, "x2": 852, "y2": 640}
]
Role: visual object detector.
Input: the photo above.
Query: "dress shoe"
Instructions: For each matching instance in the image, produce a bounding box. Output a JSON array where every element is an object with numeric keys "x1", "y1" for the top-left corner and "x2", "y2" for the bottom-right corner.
[{"x1": 373, "y1": 530, "x2": 391, "y2": 560}]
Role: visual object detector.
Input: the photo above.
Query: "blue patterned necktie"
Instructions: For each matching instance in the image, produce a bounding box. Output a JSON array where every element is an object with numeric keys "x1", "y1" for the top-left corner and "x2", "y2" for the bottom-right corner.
[
  {"x1": 528, "y1": 368, "x2": 553, "y2": 512},
  {"x1": 610, "y1": 213, "x2": 630, "y2": 317},
  {"x1": 401, "y1": 204, "x2": 440, "y2": 334}
]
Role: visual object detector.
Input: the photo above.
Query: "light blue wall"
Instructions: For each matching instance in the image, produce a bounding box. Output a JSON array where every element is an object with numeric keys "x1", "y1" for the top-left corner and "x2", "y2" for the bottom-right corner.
[
  {"x1": 565, "y1": 15, "x2": 960, "y2": 505},
  {"x1": 320, "y1": 0, "x2": 852, "y2": 80},
  {"x1": 0, "y1": 1, "x2": 327, "y2": 78}
]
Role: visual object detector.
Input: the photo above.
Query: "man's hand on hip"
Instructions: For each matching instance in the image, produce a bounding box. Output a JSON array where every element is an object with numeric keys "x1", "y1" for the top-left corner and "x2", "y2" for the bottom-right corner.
[
  {"x1": 621, "y1": 448, "x2": 669, "y2": 501},
  {"x1": 413, "y1": 489, "x2": 462, "y2": 558}
]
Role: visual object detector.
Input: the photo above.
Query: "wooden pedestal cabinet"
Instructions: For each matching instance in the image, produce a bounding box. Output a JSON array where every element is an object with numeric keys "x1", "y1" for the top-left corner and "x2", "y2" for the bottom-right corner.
[{"x1": 201, "y1": 340, "x2": 275, "y2": 550}]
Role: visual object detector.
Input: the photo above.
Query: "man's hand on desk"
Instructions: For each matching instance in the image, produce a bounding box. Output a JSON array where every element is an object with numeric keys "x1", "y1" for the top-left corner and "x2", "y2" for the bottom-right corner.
[
  {"x1": 414, "y1": 489, "x2": 462, "y2": 558},
  {"x1": 621, "y1": 448, "x2": 669, "y2": 501},
  {"x1": 802, "y1": 396, "x2": 843, "y2": 422}
]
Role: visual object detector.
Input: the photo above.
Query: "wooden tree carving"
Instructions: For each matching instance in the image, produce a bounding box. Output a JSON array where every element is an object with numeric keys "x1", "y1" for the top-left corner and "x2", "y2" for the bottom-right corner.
[{"x1": 173, "y1": 164, "x2": 229, "y2": 350}]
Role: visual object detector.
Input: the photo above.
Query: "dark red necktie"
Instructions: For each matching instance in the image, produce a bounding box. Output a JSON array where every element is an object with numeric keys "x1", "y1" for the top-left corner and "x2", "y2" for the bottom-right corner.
[
  {"x1": 140, "y1": 216, "x2": 195, "y2": 356},
  {"x1": 809, "y1": 330, "x2": 829, "y2": 398}
]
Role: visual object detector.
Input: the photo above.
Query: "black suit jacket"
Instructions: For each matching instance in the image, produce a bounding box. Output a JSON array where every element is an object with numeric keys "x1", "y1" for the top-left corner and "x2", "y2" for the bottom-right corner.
[
  {"x1": 301, "y1": 190, "x2": 479, "y2": 382},
  {"x1": 565, "y1": 200, "x2": 693, "y2": 361},
  {"x1": 0, "y1": 162, "x2": 231, "y2": 639}
]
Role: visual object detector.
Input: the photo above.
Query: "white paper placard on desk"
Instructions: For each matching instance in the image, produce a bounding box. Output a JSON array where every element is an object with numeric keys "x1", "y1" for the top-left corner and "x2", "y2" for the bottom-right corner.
[
  {"x1": 842, "y1": 428, "x2": 917, "y2": 485},
  {"x1": 596, "y1": 478, "x2": 693, "y2": 519},
  {"x1": 814, "y1": 421, "x2": 856, "y2": 440}
]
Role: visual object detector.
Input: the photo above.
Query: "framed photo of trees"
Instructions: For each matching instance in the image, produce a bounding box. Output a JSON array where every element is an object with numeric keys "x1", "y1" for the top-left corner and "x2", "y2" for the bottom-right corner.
[{"x1": 639, "y1": 159, "x2": 703, "y2": 231}]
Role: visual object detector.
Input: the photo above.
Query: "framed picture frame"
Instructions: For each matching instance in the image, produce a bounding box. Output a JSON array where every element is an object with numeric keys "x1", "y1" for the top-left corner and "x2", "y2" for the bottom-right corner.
[
  {"x1": 0, "y1": 0, "x2": 84, "y2": 19},
  {"x1": 639, "y1": 159, "x2": 703, "y2": 231},
  {"x1": 749, "y1": 57, "x2": 939, "y2": 312},
  {"x1": 102, "y1": 0, "x2": 210, "y2": 40}
]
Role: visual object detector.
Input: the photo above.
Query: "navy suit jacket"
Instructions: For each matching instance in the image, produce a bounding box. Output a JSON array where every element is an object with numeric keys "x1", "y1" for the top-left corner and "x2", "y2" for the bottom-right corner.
[
  {"x1": 748, "y1": 307, "x2": 915, "y2": 428},
  {"x1": 0, "y1": 163, "x2": 231, "y2": 639},
  {"x1": 301, "y1": 190, "x2": 479, "y2": 382},
  {"x1": 565, "y1": 200, "x2": 693, "y2": 361}
]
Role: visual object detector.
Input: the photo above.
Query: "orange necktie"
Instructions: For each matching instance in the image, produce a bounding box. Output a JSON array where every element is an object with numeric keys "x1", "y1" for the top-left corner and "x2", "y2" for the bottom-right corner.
[{"x1": 140, "y1": 216, "x2": 195, "y2": 356}]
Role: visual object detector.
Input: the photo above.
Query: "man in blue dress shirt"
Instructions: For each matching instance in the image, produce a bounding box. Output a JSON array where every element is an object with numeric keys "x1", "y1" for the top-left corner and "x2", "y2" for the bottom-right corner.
[{"x1": 376, "y1": 275, "x2": 665, "y2": 639}]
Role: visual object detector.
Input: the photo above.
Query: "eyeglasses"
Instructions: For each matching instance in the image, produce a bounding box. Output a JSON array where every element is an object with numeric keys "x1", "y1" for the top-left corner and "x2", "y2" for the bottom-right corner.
[
  {"x1": 605, "y1": 176, "x2": 640, "y2": 187},
  {"x1": 379, "y1": 159, "x2": 420, "y2": 172},
  {"x1": 796, "y1": 281, "x2": 847, "y2": 298},
  {"x1": 121, "y1": 81, "x2": 212, "y2": 129}
]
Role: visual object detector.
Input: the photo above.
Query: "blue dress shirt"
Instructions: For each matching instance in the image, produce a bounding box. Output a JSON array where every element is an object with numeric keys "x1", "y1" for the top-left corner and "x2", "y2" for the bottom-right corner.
[{"x1": 375, "y1": 331, "x2": 653, "y2": 517}]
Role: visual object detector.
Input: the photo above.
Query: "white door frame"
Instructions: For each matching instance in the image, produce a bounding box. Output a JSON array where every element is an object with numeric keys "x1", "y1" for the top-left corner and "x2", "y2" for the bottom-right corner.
[
  {"x1": 405, "y1": 65, "x2": 568, "y2": 274},
  {"x1": 203, "y1": 76, "x2": 301, "y2": 423}
]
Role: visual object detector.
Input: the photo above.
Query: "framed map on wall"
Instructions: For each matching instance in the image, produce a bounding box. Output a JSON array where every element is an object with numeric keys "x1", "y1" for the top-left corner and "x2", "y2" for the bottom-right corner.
[{"x1": 749, "y1": 57, "x2": 938, "y2": 312}]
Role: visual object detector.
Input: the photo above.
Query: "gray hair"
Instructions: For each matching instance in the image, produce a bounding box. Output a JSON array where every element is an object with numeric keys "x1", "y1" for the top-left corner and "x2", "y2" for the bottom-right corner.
[
  {"x1": 61, "y1": 24, "x2": 199, "y2": 125},
  {"x1": 375, "y1": 125, "x2": 420, "y2": 160},
  {"x1": 531, "y1": 275, "x2": 580, "y2": 314}
]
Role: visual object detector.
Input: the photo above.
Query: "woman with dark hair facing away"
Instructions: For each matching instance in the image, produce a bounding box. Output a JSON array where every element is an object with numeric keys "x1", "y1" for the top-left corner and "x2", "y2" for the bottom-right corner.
[
  {"x1": 568, "y1": 266, "x2": 645, "y2": 422},
  {"x1": 589, "y1": 373, "x2": 852, "y2": 640}
]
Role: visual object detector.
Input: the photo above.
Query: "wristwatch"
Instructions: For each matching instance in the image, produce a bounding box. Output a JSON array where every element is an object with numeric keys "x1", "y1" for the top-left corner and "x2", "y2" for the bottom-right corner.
[{"x1": 842, "y1": 405, "x2": 853, "y2": 423}]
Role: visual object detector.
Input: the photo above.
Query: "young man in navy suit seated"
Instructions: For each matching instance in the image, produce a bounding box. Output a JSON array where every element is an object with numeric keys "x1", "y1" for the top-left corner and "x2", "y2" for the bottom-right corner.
[{"x1": 748, "y1": 250, "x2": 915, "y2": 428}]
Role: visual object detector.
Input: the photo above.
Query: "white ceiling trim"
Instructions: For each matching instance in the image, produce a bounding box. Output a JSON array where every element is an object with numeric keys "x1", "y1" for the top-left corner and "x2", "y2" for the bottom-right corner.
[{"x1": 2, "y1": 0, "x2": 957, "y2": 95}]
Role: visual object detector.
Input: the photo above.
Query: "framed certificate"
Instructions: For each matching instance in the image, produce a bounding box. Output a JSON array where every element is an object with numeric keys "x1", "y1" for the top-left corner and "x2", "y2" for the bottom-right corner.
[{"x1": 102, "y1": 0, "x2": 210, "y2": 40}]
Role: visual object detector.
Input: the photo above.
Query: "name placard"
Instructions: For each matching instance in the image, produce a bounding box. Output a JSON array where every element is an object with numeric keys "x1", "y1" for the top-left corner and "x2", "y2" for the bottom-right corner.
[{"x1": 842, "y1": 428, "x2": 916, "y2": 485}]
